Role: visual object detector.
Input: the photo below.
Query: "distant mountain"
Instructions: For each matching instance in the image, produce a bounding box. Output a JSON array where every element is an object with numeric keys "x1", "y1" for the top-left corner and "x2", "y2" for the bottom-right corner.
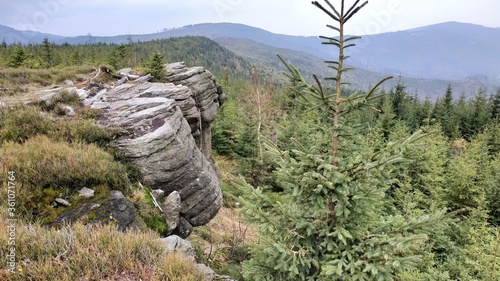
[
  {"x1": 347, "y1": 22, "x2": 500, "y2": 80},
  {"x1": 214, "y1": 37, "x2": 490, "y2": 100},
  {"x1": 1, "y1": 22, "x2": 499, "y2": 97},
  {"x1": 0, "y1": 24, "x2": 64, "y2": 44}
]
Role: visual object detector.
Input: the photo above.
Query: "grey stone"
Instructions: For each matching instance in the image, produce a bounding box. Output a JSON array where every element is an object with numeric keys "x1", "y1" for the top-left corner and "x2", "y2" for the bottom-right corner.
[
  {"x1": 165, "y1": 62, "x2": 226, "y2": 161},
  {"x1": 63, "y1": 79, "x2": 74, "y2": 86},
  {"x1": 78, "y1": 187, "x2": 95, "y2": 199},
  {"x1": 90, "y1": 203, "x2": 100, "y2": 210},
  {"x1": 158, "y1": 235, "x2": 197, "y2": 261},
  {"x1": 134, "y1": 74, "x2": 153, "y2": 83},
  {"x1": 63, "y1": 105, "x2": 75, "y2": 117},
  {"x1": 114, "y1": 76, "x2": 128, "y2": 87},
  {"x1": 55, "y1": 198, "x2": 71, "y2": 207},
  {"x1": 151, "y1": 189, "x2": 165, "y2": 201},
  {"x1": 162, "y1": 191, "x2": 181, "y2": 234},
  {"x1": 117, "y1": 68, "x2": 132, "y2": 75},
  {"x1": 196, "y1": 263, "x2": 217, "y2": 280},
  {"x1": 171, "y1": 216, "x2": 193, "y2": 239},
  {"x1": 158, "y1": 235, "x2": 236, "y2": 281}
]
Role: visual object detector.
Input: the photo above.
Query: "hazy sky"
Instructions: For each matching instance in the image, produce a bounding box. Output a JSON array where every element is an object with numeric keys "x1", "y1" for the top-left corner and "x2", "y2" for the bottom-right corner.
[{"x1": 1, "y1": 0, "x2": 499, "y2": 37}]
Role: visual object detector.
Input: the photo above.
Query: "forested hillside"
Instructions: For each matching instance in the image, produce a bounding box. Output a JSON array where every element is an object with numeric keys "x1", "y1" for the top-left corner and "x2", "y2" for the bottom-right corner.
[
  {"x1": 211, "y1": 2, "x2": 500, "y2": 280},
  {"x1": 0, "y1": 36, "x2": 250, "y2": 78},
  {"x1": 1, "y1": 6, "x2": 500, "y2": 279}
]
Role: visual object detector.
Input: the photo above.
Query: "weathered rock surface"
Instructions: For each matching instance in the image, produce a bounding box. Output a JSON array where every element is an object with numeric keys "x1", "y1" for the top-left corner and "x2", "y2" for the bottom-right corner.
[
  {"x1": 165, "y1": 62, "x2": 226, "y2": 160},
  {"x1": 81, "y1": 62, "x2": 224, "y2": 236}
]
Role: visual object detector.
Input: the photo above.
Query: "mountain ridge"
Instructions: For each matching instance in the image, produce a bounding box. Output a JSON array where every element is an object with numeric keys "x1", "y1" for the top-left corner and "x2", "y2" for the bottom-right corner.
[{"x1": 1, "y1": 21, "x2": 499, "y2": 97}]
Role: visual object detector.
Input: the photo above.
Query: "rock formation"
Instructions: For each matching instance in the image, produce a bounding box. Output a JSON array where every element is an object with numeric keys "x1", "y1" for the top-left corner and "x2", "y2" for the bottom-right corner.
[
  {"x1": 39, "y1": 62, "x2": 225, "y2": 237},
  {"x1": 81, "y1": 62, "x2": 225, "y2": 237}
]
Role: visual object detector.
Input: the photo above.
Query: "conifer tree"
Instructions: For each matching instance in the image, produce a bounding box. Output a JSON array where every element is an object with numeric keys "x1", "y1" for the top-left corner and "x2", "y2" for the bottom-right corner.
[
  {"x1": 8, "y1": 44, "x2": 27, "y2": 68},
  {"x1": 146, "y1": 51, "x2": 167, "y2": 81},
  {"x1": 41, "y1": 37, "x2": 53, "y2": 67},
  {"x1": 237, "y1": 1, "x2": 447, "y2": 280},
  {"x1": 469, "y1": 90, "x2": 491, "y2": 137},
  {"x1": 441, "y1": 84, "x2": 458, "y2": 139},
  {"x1": 491, "y1": 88, "x2": 500, "y2": 120}
]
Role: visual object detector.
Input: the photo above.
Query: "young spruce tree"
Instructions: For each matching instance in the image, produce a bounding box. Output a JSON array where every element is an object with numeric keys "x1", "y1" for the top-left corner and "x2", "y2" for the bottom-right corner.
[
  {"x1": 147, "y1": 51, "x2": 167, "y2": 81},
  {"x1": 237, "y1": 1, "x2": 447, "y2": 280}
]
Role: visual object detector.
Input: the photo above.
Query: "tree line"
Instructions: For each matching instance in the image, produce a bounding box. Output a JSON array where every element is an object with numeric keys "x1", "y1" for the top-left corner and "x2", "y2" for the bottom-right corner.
[{"x1": 0, "y1": 36, "x2": 250, "y2": 78}]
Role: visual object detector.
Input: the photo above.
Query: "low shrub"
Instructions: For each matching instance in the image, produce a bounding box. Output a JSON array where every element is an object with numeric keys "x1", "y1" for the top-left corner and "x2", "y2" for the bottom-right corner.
[
  {"x1": 0, "y1": 136, "x2": 130, "y2": 219},
  {"x1": 0, "y1": 106, "x2": 55, "y2": 143}
]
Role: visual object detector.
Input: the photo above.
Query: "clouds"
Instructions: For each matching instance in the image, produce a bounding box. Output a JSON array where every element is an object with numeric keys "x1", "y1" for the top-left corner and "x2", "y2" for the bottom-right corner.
[{"x1": 0, "y1": 0, "x2": 499, "y2": 37}]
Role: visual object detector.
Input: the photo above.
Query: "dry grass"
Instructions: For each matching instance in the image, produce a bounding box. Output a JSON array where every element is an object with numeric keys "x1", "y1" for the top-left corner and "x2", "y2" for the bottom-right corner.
[
  {"x1": 0, "y1": 66, "x2": 95, "y2": 105},
  {"x1": 0, "y1": 213, "x2": 204, "y2": 281},
  {"x1": 213, "y1": 155, "x2": 238, "y2": 182},
  {"x1": 189, "y1": 207, "x2": 258, "y2": 278}
]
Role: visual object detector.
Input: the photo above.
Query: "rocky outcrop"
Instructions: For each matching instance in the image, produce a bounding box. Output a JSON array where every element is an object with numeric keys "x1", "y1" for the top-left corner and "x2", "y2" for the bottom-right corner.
[
  {"x1": 81, "y1": 63, "x2": 225, "y2": 236},
  {"x1": 33, "y1": 63, "x2": 224, "y2": 237}
]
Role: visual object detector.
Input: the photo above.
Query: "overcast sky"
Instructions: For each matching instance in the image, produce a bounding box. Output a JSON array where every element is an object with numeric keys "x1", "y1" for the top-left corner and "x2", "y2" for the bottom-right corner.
[{"x1": 1, "y1": 0, "x2": 500, "y2": 37}]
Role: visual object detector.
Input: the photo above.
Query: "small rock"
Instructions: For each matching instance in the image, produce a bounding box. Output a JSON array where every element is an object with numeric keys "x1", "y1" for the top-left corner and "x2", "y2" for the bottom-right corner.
[
  {"x1": 162, "y1": 191, "x2": 181, "y2": 234},
  {"x1": 172, "y1": 216, "x2": 193, "y2": 239},
  {"x1": 151, "y1": 189, "x2": 165, "y2": 201},
  {"x1": 63, "y1": 79, "x2": 74, "y2": 86},
  {"x1": 127, "y1": 74, "x2": 140, "y2": 80},
  {"x1": 196, "y1": 263, "x2": 217, "y2": 280},
  {"x1": 78, "y1": 187, "x2": 95, "y2": 199},
  {"x1": 114, "y1": 76, "x2": 128, "y2": 87},
  {"x1": 90, "y1": 203, "x2": 100, "y2": 210},
  {"x1": 158, "y1": 235, "x2": 197, "y2": 261},
  {"x1": 63, "y1": 105, "x2": 75, "y2": 117},
  {"x1": 134, "y1": 74, "x2": 153, "y2": 83},
  {"x1": 55, "y1": 198, "x2": 71, "y2": 207},
  {"x1": 117, "y1": 68, "x2": 132, "y2": 75}
]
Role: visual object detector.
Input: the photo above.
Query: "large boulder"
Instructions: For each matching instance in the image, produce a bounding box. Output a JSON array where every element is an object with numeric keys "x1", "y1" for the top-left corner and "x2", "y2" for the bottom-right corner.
[{"x1": 82, "y1": 63, "x2": 224, "y2": 236}]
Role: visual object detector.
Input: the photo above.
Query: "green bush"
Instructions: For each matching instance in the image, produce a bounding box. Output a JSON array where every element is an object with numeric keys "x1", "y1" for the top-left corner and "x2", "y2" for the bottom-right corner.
[{"x1": 146, "y1": 51, "x2": 167, "y2": 81}]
